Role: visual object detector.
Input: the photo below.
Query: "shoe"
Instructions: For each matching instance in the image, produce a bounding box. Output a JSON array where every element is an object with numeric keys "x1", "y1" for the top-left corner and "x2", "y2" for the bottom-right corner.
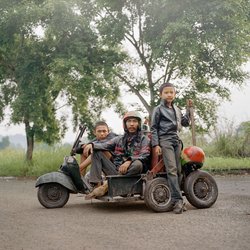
[
  {"x1": 173, "y1": 200, "x2": 184, "y2": 214},
  {"x1": 85, "y1": 181, "x2": 108, "y2": 200},
  {"x1": 183, "y1": 203, "x2": 187, "y2": 212}
]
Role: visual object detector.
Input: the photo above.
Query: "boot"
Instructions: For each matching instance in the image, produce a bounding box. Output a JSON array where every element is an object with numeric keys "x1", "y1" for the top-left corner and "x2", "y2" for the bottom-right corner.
[
  {"x1": 173, "y1": 200, "x2": 185, "y2": 214},
  {"x1": 85, "y1": 181, "x2": 108, "y2": 200}
]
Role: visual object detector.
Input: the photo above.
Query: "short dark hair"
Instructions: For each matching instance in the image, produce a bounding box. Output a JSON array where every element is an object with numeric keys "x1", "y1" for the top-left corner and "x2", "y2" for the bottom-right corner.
[
  {"x1": 159, "y1": 82, "x2": 175, "y2": 94},
  {"x1": 94, "y1": 121, "x2": 109, "y2": 131}
]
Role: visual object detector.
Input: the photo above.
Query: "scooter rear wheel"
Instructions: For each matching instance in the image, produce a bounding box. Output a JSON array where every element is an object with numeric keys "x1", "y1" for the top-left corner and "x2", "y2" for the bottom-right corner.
[
  {"x1": 144, "y1": 177, "x2": 173, "y2": 212},
  {"x1": 37, "y1": 183, "x2": 69, "y2": 208}
]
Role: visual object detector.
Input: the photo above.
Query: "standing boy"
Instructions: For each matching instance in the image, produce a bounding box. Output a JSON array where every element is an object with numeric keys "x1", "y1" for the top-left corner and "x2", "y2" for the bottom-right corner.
[{"x1": 151, "y1": 82, "x2": 192, "y2": 214}]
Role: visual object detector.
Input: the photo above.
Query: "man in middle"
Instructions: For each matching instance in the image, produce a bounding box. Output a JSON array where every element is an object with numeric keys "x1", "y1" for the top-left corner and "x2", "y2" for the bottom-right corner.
[{"x1": 84, "y1": 111, "x2": 151, "y2": 199}]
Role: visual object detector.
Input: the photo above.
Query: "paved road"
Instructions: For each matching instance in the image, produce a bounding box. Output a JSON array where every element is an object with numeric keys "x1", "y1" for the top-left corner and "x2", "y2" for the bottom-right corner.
[{"x1": 0, "y1": 175, "x2": 249, "y2": 250}]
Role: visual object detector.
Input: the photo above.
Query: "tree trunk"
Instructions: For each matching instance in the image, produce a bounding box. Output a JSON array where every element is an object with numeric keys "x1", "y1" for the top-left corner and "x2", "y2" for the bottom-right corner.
[
  {"x1": 26, "y1": 134, "x2": 34, "y2": 161},
  {"x1": 24, "y1": 120, "x2": 34, "y2": 161}
]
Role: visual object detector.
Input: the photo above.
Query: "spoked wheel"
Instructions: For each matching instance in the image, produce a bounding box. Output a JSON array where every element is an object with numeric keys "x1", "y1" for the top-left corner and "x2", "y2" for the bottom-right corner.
[
  {"x1": 37, "y1": 183, "x2": 69, "y2": 208},
  {"x1": 184, "y1": 170, "x2": 218, "y2": 208},
  {"x1": 144, "y1": 177, "x2": 172, "y2": 212}
]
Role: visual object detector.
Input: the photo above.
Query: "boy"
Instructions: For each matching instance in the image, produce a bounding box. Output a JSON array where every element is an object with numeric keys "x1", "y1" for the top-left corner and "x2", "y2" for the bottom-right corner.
[
  {"x1": 151, "y1": 82, "x2": 192, "y2": 214},
  {"x1": 76, "y1": 121, "x2": 117, "y2": 176}
]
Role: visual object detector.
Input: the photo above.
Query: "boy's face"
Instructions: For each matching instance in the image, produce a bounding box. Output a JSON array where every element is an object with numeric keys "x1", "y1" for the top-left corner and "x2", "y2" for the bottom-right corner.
[
  {"x1": 160, "y1": 86, "x2": 176, "y2": 104},
  {"x1": 94, "y1": 125, "x2": 109, "y2": 141},
  {"x1": 126, "y1": 118, "x2": 139, "y2": 133}
]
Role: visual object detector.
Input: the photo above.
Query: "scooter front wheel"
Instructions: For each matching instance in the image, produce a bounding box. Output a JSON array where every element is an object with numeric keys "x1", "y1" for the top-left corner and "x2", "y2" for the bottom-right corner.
[
  {"x1": 184, "y1": 170, "x2": 218, "y2": 209},
  {"x1": 37, "y1": 183, "x2": 69, "y2": 208}
]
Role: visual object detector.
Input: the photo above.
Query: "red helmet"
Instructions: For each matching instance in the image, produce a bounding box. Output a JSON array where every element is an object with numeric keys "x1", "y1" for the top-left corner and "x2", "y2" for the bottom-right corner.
[
  {"x1": 181, "y1": 146, "x2": 205, "y2": 165},
  {"x1": 123, "y1": 111, "x2": 142, "y2": 131}
]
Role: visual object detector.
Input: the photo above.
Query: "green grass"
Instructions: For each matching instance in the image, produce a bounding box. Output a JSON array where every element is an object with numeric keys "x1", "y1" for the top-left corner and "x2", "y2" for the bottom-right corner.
[
  {"x1": 0, "y1": 147, "x2": 249, "y2": 177},
  {"x1": 203, "y1": 157, "x2": 250, "y2": 172},
  {"x1": 0, "y1": 146, "x2": 80, "y2": 177}
]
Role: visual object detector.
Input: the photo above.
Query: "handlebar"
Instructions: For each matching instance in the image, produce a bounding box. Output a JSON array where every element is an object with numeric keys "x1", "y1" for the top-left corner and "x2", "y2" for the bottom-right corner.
[{"x1": 70, "y1": 124, "x2": 86, "y2": 156}]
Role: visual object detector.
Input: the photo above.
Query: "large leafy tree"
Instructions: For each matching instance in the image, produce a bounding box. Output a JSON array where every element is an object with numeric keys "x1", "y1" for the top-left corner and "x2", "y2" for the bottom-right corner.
[
  {"x1": 0, "y1": 0, "x2": 123, "y2": 160},
  {"x1": 95, "y1": 0, "x2": 250, "y2": 129}
]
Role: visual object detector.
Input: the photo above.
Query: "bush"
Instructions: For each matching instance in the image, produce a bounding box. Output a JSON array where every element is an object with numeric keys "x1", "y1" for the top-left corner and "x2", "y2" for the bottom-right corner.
[
  {"x1": 236, "y1": 121, "x2": 250, "y2": 157},
  {"x1": 203, "y1": 120, "x2": 250, "y2": 158}
]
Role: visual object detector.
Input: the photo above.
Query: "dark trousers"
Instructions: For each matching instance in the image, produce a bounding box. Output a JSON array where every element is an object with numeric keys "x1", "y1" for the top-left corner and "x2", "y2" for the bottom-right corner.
[
  {"x1": 89, "y1": 151, "x2": 143, "y2": 184},
  {"x1": 160, "y1": 138, "x2": 183, "y2": 202}
]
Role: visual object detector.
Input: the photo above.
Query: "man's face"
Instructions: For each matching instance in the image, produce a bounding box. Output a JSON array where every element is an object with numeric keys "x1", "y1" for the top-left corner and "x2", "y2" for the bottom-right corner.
[
  {"x1": 94, "y1": 125, "x2": 109, "y2": 140},
  {"x1": 126, "y1": 118, "x2": 139, "y2": 133},
  {"x1": 160, "y1": 86, "x2": 176, "y2": 104}
]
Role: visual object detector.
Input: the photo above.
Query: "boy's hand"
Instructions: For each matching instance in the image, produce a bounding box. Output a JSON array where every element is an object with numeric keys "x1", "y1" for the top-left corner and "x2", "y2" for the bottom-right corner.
[
  {"x1": 186, "y1": 99, "x2": 193, "y2": 108},
  {"x1": 155, "y1": 145, "x2": 162, "y2": 156},
  {"x1": 83, "y1": 144, "x2": 93, "y2": 157}
]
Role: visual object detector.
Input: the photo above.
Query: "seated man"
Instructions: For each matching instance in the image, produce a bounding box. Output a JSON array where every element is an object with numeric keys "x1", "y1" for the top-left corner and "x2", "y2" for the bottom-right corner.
[
  {"x1": 76, "y1": 121, "x2": 117, "y2": 176},
  {"x1": 84, "y1": 111, "x2": 151, "y2": 199}
]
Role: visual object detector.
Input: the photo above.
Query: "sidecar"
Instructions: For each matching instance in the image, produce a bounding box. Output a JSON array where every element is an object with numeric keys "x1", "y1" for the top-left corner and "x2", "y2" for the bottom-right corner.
[{"x1": 96, "y1": 145, "x2": 218, "y2": 212}]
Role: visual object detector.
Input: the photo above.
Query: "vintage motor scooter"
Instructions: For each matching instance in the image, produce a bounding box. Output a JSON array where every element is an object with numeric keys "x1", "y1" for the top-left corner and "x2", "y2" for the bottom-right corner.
[{"x1": 35, "y1": 124, "x2": 218, "y2": 212}]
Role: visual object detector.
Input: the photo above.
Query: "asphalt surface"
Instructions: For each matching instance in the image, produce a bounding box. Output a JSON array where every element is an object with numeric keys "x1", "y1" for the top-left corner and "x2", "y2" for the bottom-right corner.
[{"x1": 0, "y1": 175, "x2": 249, "y2": 250}]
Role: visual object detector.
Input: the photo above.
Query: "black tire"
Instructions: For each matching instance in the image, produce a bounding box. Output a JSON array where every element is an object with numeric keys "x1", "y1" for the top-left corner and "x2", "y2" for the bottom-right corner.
[
  {"x1": 144, "y1": 177, "x2": 172, "y2": 212},
  {"x1": 37, "y1": 183, "x2": 70, "y2": 208},
  {"x1": 184, "y1": 170, "x2": 218, "y2": 209}
]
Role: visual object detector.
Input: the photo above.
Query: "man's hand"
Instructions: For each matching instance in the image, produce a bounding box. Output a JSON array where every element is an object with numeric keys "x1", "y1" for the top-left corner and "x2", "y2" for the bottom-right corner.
[
  {"x1": 155, "y1": 145, "x2": 162, "y2": 156},
  {"x1": 83, "y1": 144, "x2": 93, "y2": 157},
  {"x1": 186, "y1": 99, "x2": 193, "y2": 108},
  {"x1": 118, "y1": 161, "x2": 131, "y2": 175}
]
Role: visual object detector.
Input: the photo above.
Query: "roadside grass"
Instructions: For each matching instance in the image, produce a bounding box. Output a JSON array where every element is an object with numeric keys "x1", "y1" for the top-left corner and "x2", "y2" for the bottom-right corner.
[
  {"x1": 0, "y1": 149, "x2": 28, "y2": 176},
  {"x1": 203, "y1": 157, "x2": 250, "y2": 173},
  {"x1": 0, "y1": 146, "x2": 80, "y2": 177},
  {"x1": 0, "y1": 147, "x2": 250, "y2": 177}
]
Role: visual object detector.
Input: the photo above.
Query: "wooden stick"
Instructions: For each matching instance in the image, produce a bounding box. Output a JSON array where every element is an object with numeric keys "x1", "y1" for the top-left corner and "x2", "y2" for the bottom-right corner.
[{"x1": 189, "y1": 106, "x2": 196, "y2": 146}]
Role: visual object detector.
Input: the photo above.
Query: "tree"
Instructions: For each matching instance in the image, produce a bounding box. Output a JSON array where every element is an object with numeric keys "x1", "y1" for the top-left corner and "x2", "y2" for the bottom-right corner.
[
  {"x1": 0, "y1": 0, "x2": 123, "y2": 160},
  {"x1": 0, "y1": 136, "x2": 10, "y2": 150},
  {"x1": 95, "y1": 0, "x2": 250, "y2": 130}
]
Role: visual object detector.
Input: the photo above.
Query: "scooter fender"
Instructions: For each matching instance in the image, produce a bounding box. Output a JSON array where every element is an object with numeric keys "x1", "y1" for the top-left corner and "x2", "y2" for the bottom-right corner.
[{"x1": 35, "y1": 171, "x2": 78, "y2": 193}]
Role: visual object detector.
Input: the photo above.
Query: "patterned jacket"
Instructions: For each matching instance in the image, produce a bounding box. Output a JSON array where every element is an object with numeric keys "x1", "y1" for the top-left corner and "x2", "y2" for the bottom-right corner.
[{"x1": 92, "y1": 131, "x2": 151, "y2": 171}]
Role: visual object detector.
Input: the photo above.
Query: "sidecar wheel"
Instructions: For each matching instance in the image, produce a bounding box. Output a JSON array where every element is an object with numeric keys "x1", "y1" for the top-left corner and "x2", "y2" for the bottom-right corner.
[
  {"x1": 37, "y1": 183, "x2": 69, "y2": 208},
  {"x1": 144, "y1": 177, "x2": 172, "y2": 212},
  {"x1": 184, "y1": 170, "x2": 218, "y2": 209}
]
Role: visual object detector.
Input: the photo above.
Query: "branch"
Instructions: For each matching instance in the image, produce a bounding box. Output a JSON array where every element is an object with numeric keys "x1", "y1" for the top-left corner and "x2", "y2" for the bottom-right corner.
[
  {"x1": 154, "y1": 75, "x2": 165, "y2": 86},
  {"x1": 115, "y1": 72, "x2": 151, "y2": 113},
  {"x1": 125, "y1": 32, "x2": 153, "y2": 87},
  {"x1": 0, "y1": 55, "x2": 16, "y2": 72},
  {"x1": 163, "y1": 60, "x2": 170, "y2": 83},
  {"x1": 153, "y1": 57, "x2": 173, "y2": 87},
  {"x1": 164, "y1": 57, "x2": 177, "y2": 83},
  {"x1": 136, "y1": 2, "x2": 144, "y2": 54},
  {"x1": 55, "y1": 103, "x2": 68, "y2": 111},
  {"x1": 166, "y1": 65, "x2": 177, "y2": 83}
]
